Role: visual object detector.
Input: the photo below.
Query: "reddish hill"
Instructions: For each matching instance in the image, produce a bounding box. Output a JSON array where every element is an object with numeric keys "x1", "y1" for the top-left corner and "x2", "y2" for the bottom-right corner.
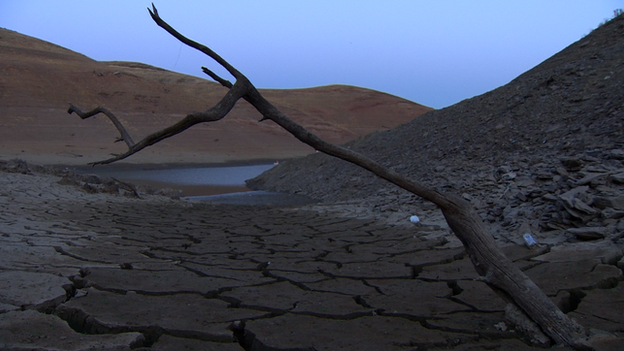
[{"x1": 0, "y1": 28, "x2": 431, "y2": 165}]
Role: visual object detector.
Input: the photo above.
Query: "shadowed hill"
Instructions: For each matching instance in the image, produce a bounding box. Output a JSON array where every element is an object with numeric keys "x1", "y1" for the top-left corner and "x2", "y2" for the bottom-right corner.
[
  {"x1": 0, "y1": 28, "x2": 431, "y2": 165},
  {"x1": 249, "y1": 14, "x2": 624, "y2": 201}
]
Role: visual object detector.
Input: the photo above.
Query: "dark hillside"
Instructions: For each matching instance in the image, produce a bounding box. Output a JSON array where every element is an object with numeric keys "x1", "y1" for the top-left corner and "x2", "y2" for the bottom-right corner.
[{"x1": 250, "y1": 14, "x2": 624, "y2": 203}]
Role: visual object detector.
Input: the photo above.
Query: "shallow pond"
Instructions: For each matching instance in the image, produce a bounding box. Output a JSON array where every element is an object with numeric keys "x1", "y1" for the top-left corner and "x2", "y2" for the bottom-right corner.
[{"x1": 74, "y1": 163, "x2": 276, "y2": 196}]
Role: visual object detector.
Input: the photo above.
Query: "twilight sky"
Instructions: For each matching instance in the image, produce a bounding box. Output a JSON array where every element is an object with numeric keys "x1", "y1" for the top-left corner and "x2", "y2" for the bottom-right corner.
[{"x1": 1, "y1": 1, "x2": 621, "y2": 108}]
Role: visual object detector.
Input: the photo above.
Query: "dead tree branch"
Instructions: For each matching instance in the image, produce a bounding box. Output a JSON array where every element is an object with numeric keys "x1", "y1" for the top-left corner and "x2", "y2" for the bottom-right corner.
[
  {"x1": 68, "y1": 79, "x2": 248, "y2": 165},
  {"x1": 67, "y1": 4, "x2": 596, "y2": 349},
  {"x1": 68, "y1": 104, "x2": 135, "y2": 147}
]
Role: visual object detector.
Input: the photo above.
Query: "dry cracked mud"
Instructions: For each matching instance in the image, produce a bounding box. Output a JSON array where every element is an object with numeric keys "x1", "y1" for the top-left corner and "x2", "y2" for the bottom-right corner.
[{"x1": 1, "y1": 165, "x2": 623, "y2": 350}]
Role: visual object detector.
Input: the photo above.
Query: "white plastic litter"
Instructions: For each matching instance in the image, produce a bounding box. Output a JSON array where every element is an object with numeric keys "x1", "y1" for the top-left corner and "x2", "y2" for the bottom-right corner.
[
  {"x1": 409, "y1": 215, "x2": 420, "y2": 224},
  {"x1": 523, "y1": 233, "x2": 537, "y2": 247}
]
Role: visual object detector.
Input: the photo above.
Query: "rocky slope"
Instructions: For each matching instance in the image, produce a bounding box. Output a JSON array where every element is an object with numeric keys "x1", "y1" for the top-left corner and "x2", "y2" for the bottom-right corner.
[
  {"x1": 0, "y1": 28, "x2": 431, "y2": 165},
  {"x1": 250, "y1": 14, "x2": 624, "y2": 245}
]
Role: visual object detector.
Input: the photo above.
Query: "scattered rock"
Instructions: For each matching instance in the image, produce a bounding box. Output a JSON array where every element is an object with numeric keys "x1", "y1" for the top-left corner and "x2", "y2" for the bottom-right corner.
[
  {"x1": 594, "y1": 195, "x2": 624, "y2": 210},
  {"x1": 611, "y1": 172, "x2": 624, "y2": 184},
  {"x1": 561, "y1": 157, "x2": 584, "y2": 172},
  {"x1": 607, "y1": 149, "x2": 624, "y2": 160},
  {"x1": 566, "y1": 227, "x2": 610, "y2": 240},
  {"x1": 532, "y1": 241, "x2": 623, "y2": 265},
  {"x1": 0, "y1": 158, "x2": 32, "y2": 174}
]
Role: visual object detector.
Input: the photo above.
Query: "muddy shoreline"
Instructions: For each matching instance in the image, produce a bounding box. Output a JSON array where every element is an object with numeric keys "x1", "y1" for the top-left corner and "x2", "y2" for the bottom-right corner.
[{"x1": 46, "y1": 159, "x2": 285, "y2": 197}]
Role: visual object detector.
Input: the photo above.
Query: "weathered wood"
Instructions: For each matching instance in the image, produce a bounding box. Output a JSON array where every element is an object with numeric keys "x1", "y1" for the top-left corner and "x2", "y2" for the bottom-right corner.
[
  {"x1": 68, "y1": 104, "x2": 135, "y2": 147},
  {"x1": 67, "y1": 4, "x2": 597, "y2": 349},
  {"x1": 68, "y1": 81, "x2": 248, "y2": 165}
]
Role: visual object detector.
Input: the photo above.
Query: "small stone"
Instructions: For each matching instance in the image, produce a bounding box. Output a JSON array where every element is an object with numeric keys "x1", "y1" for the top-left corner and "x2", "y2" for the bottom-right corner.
[
  {"x1": 493, "y1": 322, "x2": 508, "y2": 331},
  {"x1": 514, "y1": 176, "x2": 535, "y2": 187},
  {"x1": 503, "y1": 171, "x2": 517, "y2": 180},
  {"x1": 561, "y1": 157, "x2": 584, "y2": 172},
  {"x1": 602, "y1": 208, "x2": 624, "y2": 219},
  {"x1": 542, "y1": 193, "x2": 558, "y2": 202},
  {"x1": 611, "y1": 172, "x2": 624, "y2": 184},
  {"x1": 535, "y1": 172, "x2": 553, "y2": 180},
  {"x1": 559, "y1": 186, "x2": 598, "y2": 217},
  {"x1": 566, "y1": 227, "x2": 609, "y2": 241},
  {"x1": 594, "y1": 196, "x2": 624, "y2": 210},
  {"x1": 556, "y1": 167, "x2": 569, "y2": 177},
  {"x1": 617, "y1": 219, "x2": 624, "y2": 232},
  {"x1": 559, "y1": 186, "x2": 590, "y2": 208},
  {"x1": 571, "y1": 198, "x2": 598, "y2": 215},
  {"x1": 574, "y1": 172, "x2": 607, "y2": 186},
  {"x1": 608, "y1": 149, "x2": 624, "y2": 160}
]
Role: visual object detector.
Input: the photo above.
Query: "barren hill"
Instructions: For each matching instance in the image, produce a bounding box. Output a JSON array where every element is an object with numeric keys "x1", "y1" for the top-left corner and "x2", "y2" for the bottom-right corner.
[
  {"x1": 0, "y1": 28, "x2": 431, "y2": 165},
  {"x1": 250, "y1": 14, "x2": 624, "y2": 202}
]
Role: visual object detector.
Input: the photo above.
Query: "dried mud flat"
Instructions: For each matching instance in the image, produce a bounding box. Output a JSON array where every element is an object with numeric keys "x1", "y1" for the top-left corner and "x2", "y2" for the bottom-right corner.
[{"x1": 1, "y1": 162, "x2": 623, "y2": 351}]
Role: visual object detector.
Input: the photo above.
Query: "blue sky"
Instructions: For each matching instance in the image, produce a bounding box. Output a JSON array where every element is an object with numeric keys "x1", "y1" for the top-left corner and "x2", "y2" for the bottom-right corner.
[{"x1": 1, "y1": 1, "x2": 622, "y2": 108}]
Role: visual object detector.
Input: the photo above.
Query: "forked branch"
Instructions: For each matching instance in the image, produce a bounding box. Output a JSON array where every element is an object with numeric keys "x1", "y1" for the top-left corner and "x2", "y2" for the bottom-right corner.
[
  {"x1": 67, "y1": 4, "x2": 596, "y2": 349},
  {"x1": 68, "y1": 104, "x2": 135, "y2": 147},
  {"x1": 68, "y1": 77, "x2": 248, "y2": 165}
]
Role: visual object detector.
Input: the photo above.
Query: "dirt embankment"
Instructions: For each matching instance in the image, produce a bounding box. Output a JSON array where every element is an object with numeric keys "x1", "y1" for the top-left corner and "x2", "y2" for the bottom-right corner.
[{"x1": 0, "y1": 28, "x2": 431, "y2": 166}]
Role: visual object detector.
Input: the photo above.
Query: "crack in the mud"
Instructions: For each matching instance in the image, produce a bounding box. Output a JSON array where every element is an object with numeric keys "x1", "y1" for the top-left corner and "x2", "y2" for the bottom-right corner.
[
  {"x1": 262, "y1": 270, "x2": 315, "y2": 291},
  {"x1": 362, "y1": 279, "x2": 386, "y2": 295},
  {"x1": 55, "y1": 304, "x2": 159, "y2": 347},
  {"x1": 518, "y1": 260, "x2": 544, "y2": 271},
  {"x1": 316, "y1": 268, "x2": 411, "y2": 280},
  {"x1": 314, "y1": 258, "x2": 343, "y2": 269},
  {"x1": 554, "y1": 276, "x2": 621, "y2": 296},
  {"x1": 55, "y1": 303, "x2": 239, "y2": 348},
  {"x1": 406, "y1": 251, "x2": 468, "y2": 279},
  {"x1": 179, "y1": 263, "x2": 261, "y2": 282},
  {"x1": 447, "y1": 296, "x2": 482, "y2": 312},
  {"x1": 289, "y1": 310, "x2": 378, "y2": 320},
  {"x1": 352, "y1": 294, "x2": 374, "y2": 308},
  {"x1": 419, "y1": 317, "x2": 520, "y2": 342},
  {"x1": 89, "y1": 284, "x2": 209, "y2": 298},
  {"x1": 53, "y1": 245, "x2": 111, "y2": 264},
  {"x1": 148, "y1": 246, "x2": 230, "y2": 255},
  {"x1": 558, "y1": 289, "x2": 587, "y2": 313}
]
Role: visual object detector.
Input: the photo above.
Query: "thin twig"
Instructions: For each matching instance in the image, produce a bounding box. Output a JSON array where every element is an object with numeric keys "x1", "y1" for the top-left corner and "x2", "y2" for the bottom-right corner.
[{"x1": 202, "y1": 67, "x2": 233, "y2": 88}]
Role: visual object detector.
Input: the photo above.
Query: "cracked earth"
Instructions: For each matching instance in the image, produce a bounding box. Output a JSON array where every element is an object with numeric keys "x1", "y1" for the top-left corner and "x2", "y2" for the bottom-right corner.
[{"x1": 1, "y1": 168, "x2": 623, "y2": 350}]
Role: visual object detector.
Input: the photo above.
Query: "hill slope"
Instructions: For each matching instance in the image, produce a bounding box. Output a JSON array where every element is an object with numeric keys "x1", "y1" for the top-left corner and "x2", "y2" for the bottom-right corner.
[
  {"x1": 0, "y1": 28, "x2": 431, "y2": 165},
  {"x1": 250, "y1": 15, "x2": 624, "y2": 201}
]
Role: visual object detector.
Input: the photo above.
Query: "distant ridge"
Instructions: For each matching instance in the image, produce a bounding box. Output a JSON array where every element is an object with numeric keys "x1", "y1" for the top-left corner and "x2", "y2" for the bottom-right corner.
[{"x1": 0, "y1": 28, "x2": 431, "y2": 165}]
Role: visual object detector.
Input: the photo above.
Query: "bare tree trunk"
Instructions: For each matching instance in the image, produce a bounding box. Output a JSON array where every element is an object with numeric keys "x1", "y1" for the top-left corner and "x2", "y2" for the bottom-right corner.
[{"x1": 67, "y1": 4, "x2": 597, "y2": 349}]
